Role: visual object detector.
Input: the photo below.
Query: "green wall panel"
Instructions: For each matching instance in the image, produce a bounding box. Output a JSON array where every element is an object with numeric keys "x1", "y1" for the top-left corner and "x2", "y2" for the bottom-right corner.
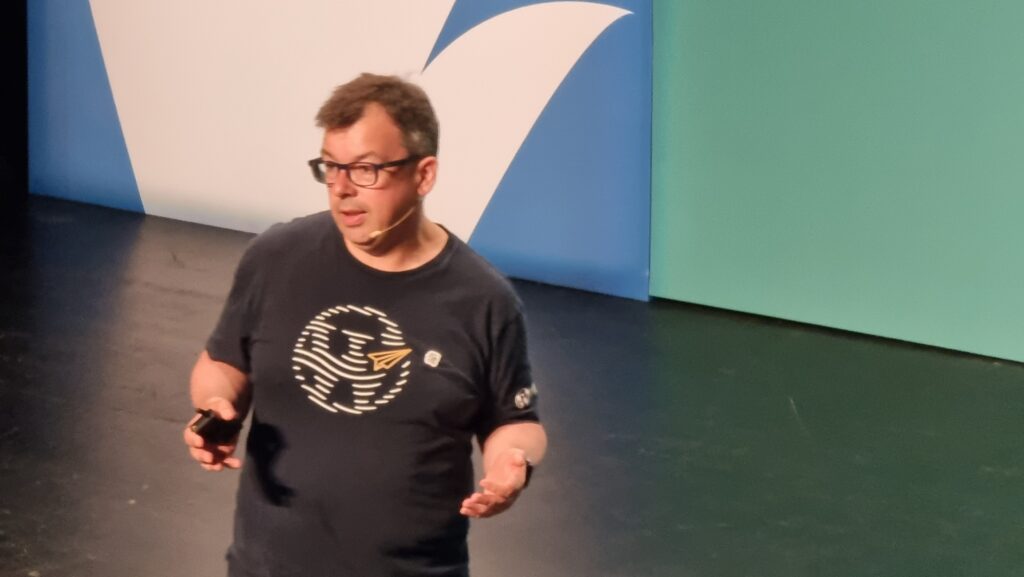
[{"x1": 652, "y1": 0, "x2": 1024, "y2": 362}]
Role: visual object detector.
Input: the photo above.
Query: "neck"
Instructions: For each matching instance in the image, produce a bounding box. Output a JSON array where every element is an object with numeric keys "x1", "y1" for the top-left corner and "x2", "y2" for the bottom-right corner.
[{"x1": 345, "y1": 216, "x2": 449, "y2": 272}]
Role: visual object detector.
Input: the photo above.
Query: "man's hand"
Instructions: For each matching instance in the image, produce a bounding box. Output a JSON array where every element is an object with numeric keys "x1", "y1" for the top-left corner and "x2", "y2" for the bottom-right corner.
[
  {"x1": 183, "y1": 396, "x2": 242, "y2": 472},
  {"x1": 460, "y1": 448, "x2": 529, "y2": 518}
]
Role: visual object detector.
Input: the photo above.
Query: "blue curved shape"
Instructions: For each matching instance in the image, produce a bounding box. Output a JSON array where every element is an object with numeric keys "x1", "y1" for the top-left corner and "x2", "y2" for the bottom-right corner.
[
  {"x1": 469, "y1": 0, "x2": 651, "y2": 301},
  {"x1": 28, "y1": 0, "x2": 142, "y2": 212},
  {"x1": 425, "y1": 0, "x2": 532, "y2": 69}
]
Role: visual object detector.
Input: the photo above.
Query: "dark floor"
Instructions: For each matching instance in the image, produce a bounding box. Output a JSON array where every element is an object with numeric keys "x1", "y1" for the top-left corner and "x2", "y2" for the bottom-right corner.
[{"x1": 2, "y1": 196, "x2": 1024, "y2": 577}]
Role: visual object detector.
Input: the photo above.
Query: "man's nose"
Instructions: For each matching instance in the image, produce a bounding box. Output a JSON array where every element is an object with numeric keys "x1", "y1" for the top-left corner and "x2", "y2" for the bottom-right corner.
[{"x1": 329, "y1": 174, "x2": 356, "y2": 197}]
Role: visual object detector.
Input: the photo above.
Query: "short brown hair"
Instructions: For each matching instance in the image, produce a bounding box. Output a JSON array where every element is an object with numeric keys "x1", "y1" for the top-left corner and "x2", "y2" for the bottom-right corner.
[{"x1": 315, "y1": 73, "x2": 439, "y2": 157}]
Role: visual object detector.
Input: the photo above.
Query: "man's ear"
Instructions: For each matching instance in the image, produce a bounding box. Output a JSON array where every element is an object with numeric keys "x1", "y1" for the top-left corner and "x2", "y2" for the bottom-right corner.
[{"x1": 415, "y1": 156, "x2": 438, "y2": 197}]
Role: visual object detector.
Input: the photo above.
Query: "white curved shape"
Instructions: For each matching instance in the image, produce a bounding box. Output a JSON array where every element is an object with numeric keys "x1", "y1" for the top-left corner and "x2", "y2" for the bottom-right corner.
[
  {"x1": 331, "y1": 402, "x2": 359, "y2": 415},
  {"x1": 302, "y1": 385, "x2": 326, "y2": 400},
  {"x1": 417, "y1": 2, "x2": 630, "y2": 240},
  {"x1": 90, "y1": 0, "x2": 627, "y2": 238},
  {"x1": 90, "y1": 0, "x2": 456, "y2": 232}
]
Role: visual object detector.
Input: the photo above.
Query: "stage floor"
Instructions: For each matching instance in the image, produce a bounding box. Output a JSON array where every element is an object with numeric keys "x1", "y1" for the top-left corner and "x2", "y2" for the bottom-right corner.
[{"x1": 2, "y1": 196, "x2": 1023, "y2": 576}]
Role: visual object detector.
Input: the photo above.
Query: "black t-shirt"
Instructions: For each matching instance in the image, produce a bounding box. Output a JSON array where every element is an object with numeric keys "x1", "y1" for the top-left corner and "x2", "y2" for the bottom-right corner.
[{"x1": 206, "y1": 212, "x2": 540, "y2": 577}]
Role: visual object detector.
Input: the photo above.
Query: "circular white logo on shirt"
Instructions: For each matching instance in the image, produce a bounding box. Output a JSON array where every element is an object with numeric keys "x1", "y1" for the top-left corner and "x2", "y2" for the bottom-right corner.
[{"x1": 291, "y1": 305, "x2": 413, "y2": 415}]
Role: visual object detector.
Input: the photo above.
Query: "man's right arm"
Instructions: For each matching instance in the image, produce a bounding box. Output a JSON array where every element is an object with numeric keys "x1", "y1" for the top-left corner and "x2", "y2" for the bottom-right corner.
[{"x1": 183, "y1": 350, "x2": 251, "y2": 471}]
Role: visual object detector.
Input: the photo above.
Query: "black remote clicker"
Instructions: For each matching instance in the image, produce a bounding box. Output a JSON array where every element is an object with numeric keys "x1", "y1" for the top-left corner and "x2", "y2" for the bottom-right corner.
[{"x1": 190, "y1": 408, "x2": 242, "y2": 444}]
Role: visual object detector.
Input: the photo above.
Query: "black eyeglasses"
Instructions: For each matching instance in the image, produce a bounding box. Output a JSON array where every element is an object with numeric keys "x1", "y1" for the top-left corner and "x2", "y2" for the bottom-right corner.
[{"x1": 307, "y1": 156, "x2": 420, "y2": 187}]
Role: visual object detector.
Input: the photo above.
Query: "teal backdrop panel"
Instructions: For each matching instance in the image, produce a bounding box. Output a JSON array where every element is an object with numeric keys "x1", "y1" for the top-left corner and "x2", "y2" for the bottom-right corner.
[{"x1": 652, "y1": 1, "x2": 1024, "y2": 362}]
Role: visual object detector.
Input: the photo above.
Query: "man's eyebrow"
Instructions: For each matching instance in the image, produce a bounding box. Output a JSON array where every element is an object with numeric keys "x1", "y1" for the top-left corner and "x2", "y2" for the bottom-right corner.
[{"x1": 319, "y1": 149, "x2": 377, "y2": 162}]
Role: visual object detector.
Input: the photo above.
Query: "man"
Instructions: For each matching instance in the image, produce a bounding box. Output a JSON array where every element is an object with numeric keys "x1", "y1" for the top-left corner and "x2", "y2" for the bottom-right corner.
[{"x1": 183, "y1": 73, "x2": 547, "y2": 576}]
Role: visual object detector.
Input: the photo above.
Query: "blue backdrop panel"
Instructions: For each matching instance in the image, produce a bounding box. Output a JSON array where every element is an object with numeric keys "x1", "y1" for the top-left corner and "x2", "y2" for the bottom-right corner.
[
  {"x1": 437, "y1": 1, "x2": 652, "y2": 301},
  {"x1": 26, "y1": 0, "x2": 649, "y2": 302},
  {"x1": 28, "y1": 0, "x2": 141, "y2": 211}
]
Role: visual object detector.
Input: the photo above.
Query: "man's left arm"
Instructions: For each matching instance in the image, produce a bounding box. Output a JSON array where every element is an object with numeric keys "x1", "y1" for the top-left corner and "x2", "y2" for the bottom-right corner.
[{"x1": 460, "y1": 421, "x2": 548, "y2": 518}]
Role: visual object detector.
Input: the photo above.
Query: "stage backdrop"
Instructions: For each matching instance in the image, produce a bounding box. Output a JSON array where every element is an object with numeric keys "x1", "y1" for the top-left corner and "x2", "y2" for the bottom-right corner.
[
  {"x1": 28, "y1": 0, "x2": 652, "y2": 301},
  {"x1": 651, "y1": 0, "x2": 1024, "y2": 363}
]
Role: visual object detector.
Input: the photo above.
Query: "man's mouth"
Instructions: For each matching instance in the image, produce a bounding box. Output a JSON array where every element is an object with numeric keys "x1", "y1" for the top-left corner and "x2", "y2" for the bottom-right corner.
[{"x1": 338, "y1": 208, "x2": 366, "y2": 227}]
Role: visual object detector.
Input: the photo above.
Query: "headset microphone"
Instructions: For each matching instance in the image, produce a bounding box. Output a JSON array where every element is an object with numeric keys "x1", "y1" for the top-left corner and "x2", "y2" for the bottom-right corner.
[{"x1": 368, "y1": 204, "x2": 418, "y2": 239}]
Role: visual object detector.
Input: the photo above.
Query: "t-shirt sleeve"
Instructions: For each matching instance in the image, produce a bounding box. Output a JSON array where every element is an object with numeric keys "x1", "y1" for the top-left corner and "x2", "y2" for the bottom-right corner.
[
  {"x1": 476, "y1": 299, "x2": 540, "y2": 441},
  {"x1": 206, "y1": 241, "x2": 262, "y2": 374}
]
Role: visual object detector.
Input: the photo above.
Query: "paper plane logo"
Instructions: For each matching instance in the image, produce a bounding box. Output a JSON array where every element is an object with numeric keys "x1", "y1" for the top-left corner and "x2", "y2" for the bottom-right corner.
[{"x1": 368, "y1": 348, "x2": 413, "y2": 371}]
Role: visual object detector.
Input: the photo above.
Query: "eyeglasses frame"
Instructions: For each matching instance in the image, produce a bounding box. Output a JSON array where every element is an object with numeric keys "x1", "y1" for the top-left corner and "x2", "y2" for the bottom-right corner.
[{"x1": 307, "y1": 156, "x2": 422, "y2": 187}]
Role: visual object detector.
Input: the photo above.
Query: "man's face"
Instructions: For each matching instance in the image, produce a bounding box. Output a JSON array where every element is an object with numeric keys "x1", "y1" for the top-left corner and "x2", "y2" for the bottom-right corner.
[{"x1": 320, "y1": 103, "x2": 434, "y2": 249}]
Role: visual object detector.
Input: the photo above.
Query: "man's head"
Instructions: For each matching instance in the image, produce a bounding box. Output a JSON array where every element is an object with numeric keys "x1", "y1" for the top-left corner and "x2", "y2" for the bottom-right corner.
[
  {"x1": 316, "y1": 73, "x2": 438, "y2": 158},
  {"x1": 314, "y1": 74, "x2": 441, "y2": 255}
]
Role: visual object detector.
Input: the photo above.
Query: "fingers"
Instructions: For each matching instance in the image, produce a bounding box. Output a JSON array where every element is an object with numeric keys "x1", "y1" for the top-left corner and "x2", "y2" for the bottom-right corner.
[
  {"x1": 184, "y1": 396, "x2": 243, "y2": 472},
  {"x1": 183, "y1": 425, "x2": 205, "y2": 448},
  {"x1": 459, "y1": 495, "x2": 480, "y2": 517},
  {"x1": 460, "y1": 456, "x2": 528, "y2": 518},
  {"x1": 204, "y1": 396, "x2": 239, "y2": 422},
  {"x1": 477, "y1": 465, "x2": 526, "y2": 499},
  {"x1": 460, "y1": 492, "x2": 509, "y2": 518},
  {"x1": 182, "y1": 424, "x2": 242, "y2": 471},
  {"x1": 192, "y1": 396, "x2": 239, "y2": 422},
  {"x1": 459, "y1": 486, "x2": 520, "y2": 518},
  {"x1": 199, "y1": 459, "x2": 241, "y2": 471},
  {"x1": 187, "y1": 442, "x2": 240, "y2": 467}
]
